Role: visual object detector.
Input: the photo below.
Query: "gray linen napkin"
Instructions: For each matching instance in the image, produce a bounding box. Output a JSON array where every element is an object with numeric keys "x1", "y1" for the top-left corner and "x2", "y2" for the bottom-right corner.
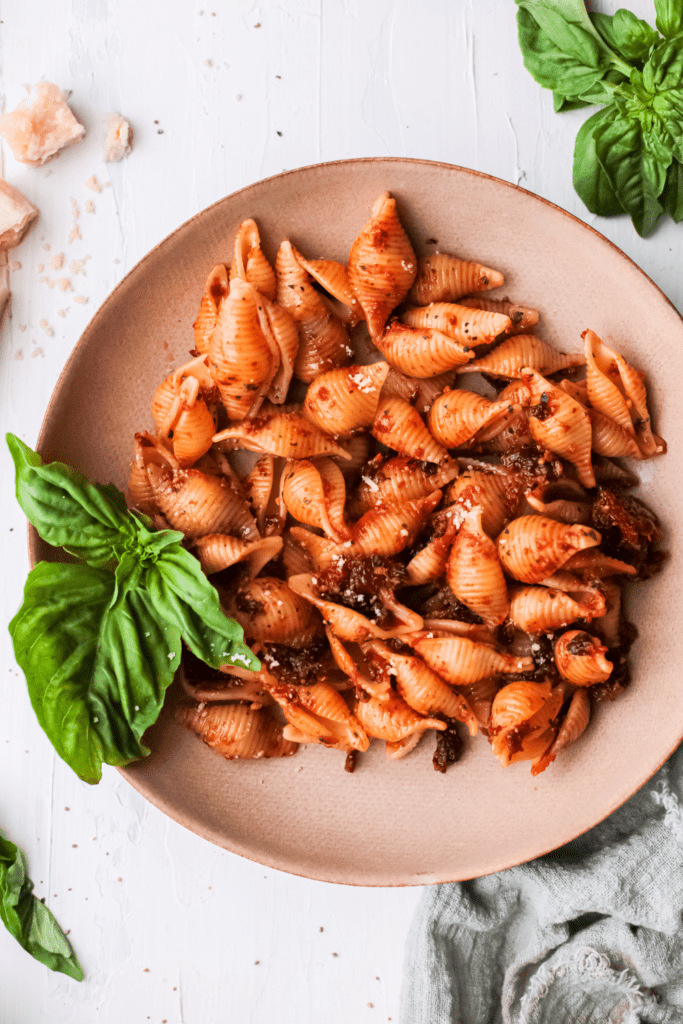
[{"x1": 400, "y1": 743, "x2": 683, "y2": 1023}]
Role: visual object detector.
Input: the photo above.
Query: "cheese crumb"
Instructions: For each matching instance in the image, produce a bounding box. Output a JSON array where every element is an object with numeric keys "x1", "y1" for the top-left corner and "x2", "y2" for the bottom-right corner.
[
  {"x1": 50, "y1": 252, "x2": 65, "y2": 271},
  {"x1": 0, "y1": 179, "x2": 38, "y2": 249},
  {"x1": 39, "y1": 318, "x2": 54, "y2": 337},
  {"x1": 84, "y1": 200, "x2": 95, "y2": 213},
  {"x1": 73, "y1": 295, "x2": 88, "y2": 304},
  {"x1": 104, "y1": 114, "x2": 133, "y2": 162},
  {"x1": 70, "y1": 255, "x2": 90, "y2": 276},
  {"x1": 85, "y1": 175, "x2": 103, "y2": 193},
  {"x1": 57, "y1": 308, "x2": 68, "y2": 317},
  {"x1": 0, "y1": 83, "x2": 85, "y2": 166}
]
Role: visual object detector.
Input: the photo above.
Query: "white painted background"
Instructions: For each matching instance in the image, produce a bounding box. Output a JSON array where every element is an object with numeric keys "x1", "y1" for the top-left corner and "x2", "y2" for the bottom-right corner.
[{"x1": 1, "y1": 1, "x2": 680, "y2": 1021}]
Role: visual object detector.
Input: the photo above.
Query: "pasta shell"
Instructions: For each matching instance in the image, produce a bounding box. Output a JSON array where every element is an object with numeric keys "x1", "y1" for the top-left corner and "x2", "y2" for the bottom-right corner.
[
  {"x1": 352, "y1": 490, "x2": 443, "y2": 558},
  {"x1": 402, "y1": 302, "x2": 510, "y2": 346},
  {"x1": 152, "y1": 354, "x2": 215, "y2": 425},
  {"x1": 208, "y1": 277, "x2": 278, "y2": 420},
  {"x1": 276, "y1": 241, "x2": 352, "y2": 382},
  {"x1": 446, "y1": 508, "x2": 509, "y2": 626},
  {"x1": 490, "y1": 680, "x2": 562, "y2": 768},
  {"x1": 365, "y1": 640, "x2": 478, "y2": 734},
  {"x1": 288, "y1": 573, "x2": 423, "y2": 641},
  {"x1": 257, "y1": 295, "x2": 299, "y2": 405},
  {"x1": 497, "y1": 515, "x2": 601, "y2": 584},
  {"x1": 193, "y1": 264, "x2": 229, "y2": 355},
  {"x1": 146, "y1": 463, "x2": 260, "y2": 541},
  {"x1": 546, "y1": 689, "x2": 590, "y2": 759},
  {"x1": 194, "y1": 534, "x2": 283, "y2": 577},
  {"x1": 374, "y1": 321, "x2": 474, "y2": 377},
  {"x1": 163, "y1": 378, "x2": 216, "y2": 468},
  {"x1": 459, "y1": 334, "x2": 585, "y2": 379},
  {"x1": 229, "y1": 218, "x2": 277, "y2": 300},
  {"x1": 352, "y1": 692, "x2": 446, "y2": 742},
  {"x1": 480, "y1": 408, "x2": 533, "y2": 454},
  {"x1": 327, "y1": 629, "x2": 391, "y2": 702},
  {"x1": 412, "y1": 370, "x2": 459, "y2": 415},
  {"x1": 230, "y1": 576, "x2": 321, "y2": 648},
  {"x1": 525, "y1": 489, "x2": 591, "y2": 525},
  {"x1": 268, "y1": 679, "x2": 369, "y2": 751},
  {"x1": 214, "y1": 412, "x2": 351, "y2": 460},
  {"x1": 281, "y1": 458, "x2": 351, "y2": 542},
  {"x1": 589, "y1": 409, "x2": 643, "y2": 460},
  {"x1": 373, "y1": 395, "x2": 447, "y2": 464},
  {"x1": 127, "y1": 432, "x2": 175, "y2": 516},
  {"x1": 428, "y1": 389, "x2": 513, "y2": 449},
  {"x1": 294, "y1": 252, "x2": 359, "y2": 314},
  {"x1": 407, "y1": 516, "x2": 459, "y2": 584},
  {"x1": 241, "y1": 455, "x2": 274, "y2": 534},
  {"x1": 584, "y1": 329, "x2": 634, "y2": 434},
  {"x1": 554, "y1": 630, "x2": 613, "y2": 685},
  {"x1": 353, "y1": 456, "x2": 459, "y2": 515},
  {"x1": 176, "y1": 703, "x2": 297, "y2": 758},
  {"x1": 561, "y1": 549, "x2": 637, "y2": 579},
  {"x1": 304, "y1": 362, "x2": 390, "y2": 437},
  {"x1": 280, "y1": 528, "x2": 314, "y2": 578},
  {"x1": 411, "y1": 637, "x2": 534, "y2": 685},
  {"x1": 508, "y1": 585, "x2": 606, "y2": 632},
  {"x1": 459, "y1": 295, "x2": 539, "y2": 335},
  {"x1": 457, "y1": 676, "x2": 500, "y2": 729},
  {"x1": 521, "y1": 369, "x2": 595, "y2": 487},
  {"x1": 445, "y1": 468, "x2": 513, "y2": 537},
  {"x1": 348, "y1": 192, "x2": 417, "y2": 336},
  {"x1": 408, "y1": 252, "x2": 504, "y2": 306},
  {"x1": 385, "y1": 734, "x2": 425, "y2": 760},
  {"x1": 288, "y1": 526, "x2": 345, "y2": 571}
]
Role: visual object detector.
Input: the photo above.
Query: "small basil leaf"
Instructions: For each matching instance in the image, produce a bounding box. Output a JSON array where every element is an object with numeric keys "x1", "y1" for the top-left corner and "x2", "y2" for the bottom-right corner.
[
  {"x1": 594, "y1": 115, "x2": 665, "y2": 235},
  {"x1": 655, "y1": 0, "x2": 683, "y2": 40},
  {"x1": 644, "y1": 36, "x2": 683, "y2": 92},
  {"x1": 9, "y1": 562, "x2": 180, "y2": 783},
  {"x1": 661, "y1": 158, "x2": 683, "y2": 220},
  {"x1": 7, "y1": 434, "x2": 133, "y2": 567},
  {"x1": 553, "y1": 91, "x2": 593, "y2": 111},
  {"x1": 0, "y1": 832, "x2": 83, "y2": 980},
  {"x1": 591, "y1": 11, "x2": 658, "y2": 64},
  {"x1": 144, "y1": 547, "x2": 260, "y2": 671},
  {"x1": 572, "y1": 106, "x2": 625, "y2": 217}
]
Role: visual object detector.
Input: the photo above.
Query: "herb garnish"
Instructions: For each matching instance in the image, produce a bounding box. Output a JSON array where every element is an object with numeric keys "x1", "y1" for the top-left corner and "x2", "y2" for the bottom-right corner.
[
  {"x1": 7, "y1": 434, "x2": 259, "y2": 784},
  {"x1": 0, "y1": 828, "x2": 83, "y2": 980},
  {"x1": 516, "y1": 0, "x2": 683, "y2": 235}
]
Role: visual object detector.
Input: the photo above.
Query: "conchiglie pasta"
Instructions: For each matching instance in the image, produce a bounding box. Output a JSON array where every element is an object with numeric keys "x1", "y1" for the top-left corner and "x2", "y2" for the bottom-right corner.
[
  {"x1": 460, "y1": 334, "x2": 585, "y2": 379},
  {"x1": 490, "y1": 680, "x2": 563, "y2": 770},
  {"x1": 351, "y1": 490, "x2": 442, "y2": 558},
  {"x1": 281, "y1": 458, "x2": 351, "y2": 542},
  {"x1": 348, "y1": 191, "x2": 417, "y2": 336},
  {"x1": 353, "y1": 692, "x2": 445, "y2": 742},
  {"x1": 194, "y1": 534, "x2": 283, "y2": 578},
  {"x1": 303, "y1": 362, "x2": 390, "y2": 437},
  {"x1": 554, "y1": 630, "x2": 613, "y2": 685},
  {"x1": 146, "y1": 463, "x2": 260, "y2": 541},
  {"x1": 287, "y1": 573, "x2": 423, "y2": 642},
  {"x1": 412, "y1": 637, "x2": 534, "y2": 685},
  {"x1": 402, "y1": 302, "x2": 510, "y2": 346},
  {"x1": 408, "y1": 252, "x2": 504, "y2": 306},
  {"x1": 508, "y1": 585, "x2": 606, "y2": 633},
  {"x1": 445, "y1": 468, "x2": 513, "y2": 538},
  {"x1": 496, "y1": 515, "x2": 601, "y2": 584},
  {"x1": 353, "y1": 456, "x2": 459, "y2": 515},
  {"x1": 268, "y1": 680, "x2": 369, "y2": 752},
  {"x1": 229, "y1": 218, "x2": 277, "y2": 300},
  {"x1": 193, "y1": 264, "x2": 229, "y2": 355},
  {"x1": 446, "y1": 508, "x2": 509, "y2": 626},
  {"x1": 522, "y1": 369, "x2": 595, "y2": 487},
  {"x1": 373, "y1": 395, "x2": 447, "y2": 464},
  {"x1": 230, "y1": 576, "x2": 322, "y2": 648},
  {"x1": 176, "y1": 702, "x2": 297, "y2": 759},
  {"x1": 459, "y1": 295, "x2": 539, "y2": 334},
  {"x1": 373, "y1": 321, "x2": 474, "y2": 377},
  {"x1": 428, "y1": 389, "x2": 513, "y2": 449},
  {"x1": 213, "y1": 412, "x2": 351, "y2": 461}
]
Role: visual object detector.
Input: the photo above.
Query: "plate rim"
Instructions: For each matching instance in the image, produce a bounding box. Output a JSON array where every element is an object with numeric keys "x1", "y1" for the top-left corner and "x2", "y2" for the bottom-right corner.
[{"x1": 28, "y1": 156, "x2": 683, "y2": 886}]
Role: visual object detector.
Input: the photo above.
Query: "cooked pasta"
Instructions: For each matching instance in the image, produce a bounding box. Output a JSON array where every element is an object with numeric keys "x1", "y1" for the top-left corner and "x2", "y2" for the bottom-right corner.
[{"x1": 129, "y1": 194, "x2": 665, "y2": 773}]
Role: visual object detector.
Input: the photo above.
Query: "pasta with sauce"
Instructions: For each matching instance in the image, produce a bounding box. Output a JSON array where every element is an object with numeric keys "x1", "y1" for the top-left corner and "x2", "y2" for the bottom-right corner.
[{"x1": 126, "y1": 193, "x2": 666, "y2": 775}]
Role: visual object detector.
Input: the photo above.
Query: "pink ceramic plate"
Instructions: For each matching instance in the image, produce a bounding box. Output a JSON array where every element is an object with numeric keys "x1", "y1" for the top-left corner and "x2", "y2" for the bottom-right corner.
[{"x1": 31, "y1": 159, "x2": 683, "y2": 885}]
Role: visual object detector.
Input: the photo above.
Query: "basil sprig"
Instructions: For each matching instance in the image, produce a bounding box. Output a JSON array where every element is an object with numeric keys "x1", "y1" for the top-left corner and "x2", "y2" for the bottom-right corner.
[
  {"x1": 7, "y1": 434, "x2": 259, "y2": 784},
  {"x1": 0, "y1": 829, "x2": 83, "y2": 980},
  {"x1": 516, "y1": 0, "x2": 683, "y2": 235}
]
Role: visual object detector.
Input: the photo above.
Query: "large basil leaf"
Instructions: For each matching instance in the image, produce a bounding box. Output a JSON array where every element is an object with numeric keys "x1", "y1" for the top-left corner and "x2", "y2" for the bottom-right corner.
[
  {"x1": 655, "y1": 0, "x2": 683, "y2": 40},
  {"x1": 661, "y1": 157, "x2": 683, "y2": 220},
  {"x1": 590, "y1": 10, "x2": 658, "y2": 65},
  {"x1": 573, "y1": 105, "x2": 625, "y2": 217},
  {"x1": 7, "y1": 434, "x2": 135, "y2": 568},
  {"x1": 144, "y1": 547, "x2": 260, "y2": 672},
  {"x1": 516, "y1": 5, "x2": 625, "y2": 106},
  {"x1": 594, "y1": 114, "x2": 665, "y2": 235},
  {"x1": 9, "y1": 562, "x2": 180, "y2": 784},
  {"x1": 0, "y1": 832, "x2": 83, "y2": 980}
]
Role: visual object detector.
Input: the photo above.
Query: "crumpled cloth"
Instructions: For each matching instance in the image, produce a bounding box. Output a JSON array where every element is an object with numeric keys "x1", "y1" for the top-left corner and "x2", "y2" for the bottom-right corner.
[{"x1": 400, "y1": 743, "x2": 683, "y2": 1023}]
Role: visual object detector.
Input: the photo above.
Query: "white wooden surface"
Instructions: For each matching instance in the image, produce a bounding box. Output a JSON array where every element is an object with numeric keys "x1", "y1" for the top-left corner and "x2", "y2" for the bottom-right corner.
[{"x1": 1, "y1": 1, "x2": 681, "y2": 1021}]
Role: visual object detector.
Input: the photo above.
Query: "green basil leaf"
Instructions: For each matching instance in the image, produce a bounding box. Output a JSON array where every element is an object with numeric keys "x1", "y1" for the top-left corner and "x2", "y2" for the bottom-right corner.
[
  {"x1": 594, "y1": 115, "x2": 665, "y2": 235},
  {"x1": 553, "y1": 91, "x2": 592, "y2": 111},
  {"x1": 516, "y1": 6, "x2": 623, "y2": 102},
  {"x1": 144, "y1": 547, "x2": 260, "y2": 671},
  {"x1": 9, "y1": 562, "x2": 179, "y2": 783},
  {"x1": 644, "y1": 35, "x2": 683, "y2": 92},
  {"x1": 0, "y1": 831, "x2": 83, "y2": 980},
  {"x1": 573, "y1": 105, "x2": 625, "y2": 217},
  {"x1": 661, "y1": 157, "x2": 683, "y2": 220},
  {"x1": 7, "y1": 434, "x2": 134, "y2": 567},
  {"x1": 590, "y1": 10, "x2": 658, "y2": 64},
  {"x1": 655, "y1": 0, "x2": 683, "y2": 40}
]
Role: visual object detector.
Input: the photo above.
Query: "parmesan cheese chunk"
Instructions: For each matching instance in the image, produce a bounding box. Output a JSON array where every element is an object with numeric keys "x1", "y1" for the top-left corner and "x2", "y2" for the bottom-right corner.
[
  {"x1": 0, "y1": 179, "x2": 38, "y2": 249},
  {"x1": 104, "y1": 115, "x2": 133, "y2": 162},
  {"x1": 0, "y1": 83, "x2": 85, "y2": 166}
]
